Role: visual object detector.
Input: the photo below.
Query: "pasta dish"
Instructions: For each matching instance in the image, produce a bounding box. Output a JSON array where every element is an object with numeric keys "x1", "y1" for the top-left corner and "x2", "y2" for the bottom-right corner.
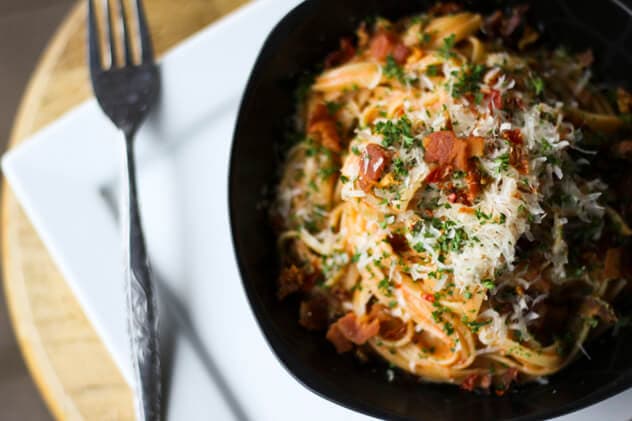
[{"x1": 273, "y1": 4, "x2": 632, "y2": 393}]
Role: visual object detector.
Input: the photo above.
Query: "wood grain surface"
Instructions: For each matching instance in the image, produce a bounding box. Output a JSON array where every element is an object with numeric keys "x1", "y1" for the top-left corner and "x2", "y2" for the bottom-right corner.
[{"x1": 1, "y1": 0, "x2": 247, "y2": 419}]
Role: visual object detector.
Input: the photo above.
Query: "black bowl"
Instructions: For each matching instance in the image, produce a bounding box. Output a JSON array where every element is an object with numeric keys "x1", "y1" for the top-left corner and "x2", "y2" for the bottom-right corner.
[{"x1": 229, "y1": 1, "x2": 632, "y2": 419}]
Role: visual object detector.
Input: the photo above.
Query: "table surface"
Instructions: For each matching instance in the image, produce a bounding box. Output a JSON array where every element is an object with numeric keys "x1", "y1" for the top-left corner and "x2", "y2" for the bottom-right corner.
[{"x1": 1, "y1": 0, "x2": 246, "y2": 419}]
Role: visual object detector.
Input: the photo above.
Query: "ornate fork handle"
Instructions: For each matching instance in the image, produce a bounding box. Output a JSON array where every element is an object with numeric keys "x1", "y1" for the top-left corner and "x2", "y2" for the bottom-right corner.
[
  {"x1": 87, "y1": 0, "x2": 161, "y2": 417},
  {"x1": 122, "y1": 131, "x2": 161, "y2": 421}
]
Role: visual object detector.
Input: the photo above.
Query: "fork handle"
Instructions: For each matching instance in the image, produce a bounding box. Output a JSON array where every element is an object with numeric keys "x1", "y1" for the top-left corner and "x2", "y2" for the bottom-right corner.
[{"x1": 121, "y1": 131, "x2": 161, "y2": 421}]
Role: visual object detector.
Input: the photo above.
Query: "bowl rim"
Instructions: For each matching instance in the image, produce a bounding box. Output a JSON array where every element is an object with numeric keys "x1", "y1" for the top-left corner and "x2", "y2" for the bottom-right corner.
[{"x1": 228, "y1": 1, "x2": 632, "y2": 420}]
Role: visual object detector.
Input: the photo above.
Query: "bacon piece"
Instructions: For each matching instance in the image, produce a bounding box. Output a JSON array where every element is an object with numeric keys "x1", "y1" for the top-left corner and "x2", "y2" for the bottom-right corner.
[
  {"x1": 369, "y1": 304, "x2": 407, "y2": 341},
  {"x1": 461, "y1": 374, "x2": 478, "y2": 391},
  {"x1": 327, "y1": 312, "x2": 380, "y2": 353},
  {"x1": 422, "y1": 132, "x2": 484, "y2": 202},
  {"x1": 278, "y1": 265, "x2": 304, "y2": 300},
  {"x1": 299, "y1": 294, "x2": 329, "y2": 331},
  {"x1": 369, "y1": 31, "x2": 396, "y2": 61},
  {"x1": 424, "y1": 166, "x2": 449, "y2": 183},
  {"x1": 326, "y1": 323, "x2": 353, "y2": 353},
  {"x1": 308, "y1": 103, "x2": 330, "y2": 125},
  {"x1": 492, "y1": 368, "x2": 519, "y2": 395},
  {"x1": 392, "y1": 43, "x2": 411, "y2": 64},
  {"x1": 337, "y1": 312, "x2": 380, "y2": 344},
  {"x1": 369, "y1": 31, "x2": 410, "y2": 64},
  {"x1": 502, "y1": 128, "x2": 523, "y2": 145},
  {"x1": 488, "y1": 89, "x2": 503, "y2": 111},
  {"x1": 387, "y1": 233, "x2": 409, "y2": 253},
  {"x1": 324, "y1": 37, "x2": 356, "y2": 68},
  {"x1": 502, "y1": 129, "x2": 529, "y2": 174},
  {"x1": 358, "y1": 143, "x2": 391, "y2": 191},
  {"x1": 309, "y1": 120, "x2": 341, "y2": 152},
  {"x1": 479, "y1": 374, "x2": 492, "y2": 389},
  {"x1": 423, "y1": 131, "x2": 463, "y2": 167},
  {"x1": 510, "y1": 151, "x2": 529, "y2": 175},
  {"x1": 461, "y1": 373, "x2": 492, "y2": 392},
  {"x1": 468, "y1": 135, "x2": 485, "y2": 156},
  {"x1": 423, "y1": 131, "x2": 484, "y2": 172},
  {"x1": 500, "y1": 368, "x2": 518, "y2": 389},
  {"x1": 308, "y1": 103, "x2": 342, "y2": 152}
]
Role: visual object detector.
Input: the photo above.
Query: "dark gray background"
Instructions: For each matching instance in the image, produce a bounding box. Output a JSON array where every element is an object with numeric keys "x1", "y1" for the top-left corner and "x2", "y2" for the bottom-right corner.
[{"x1": 0, "y1": 1, "x2": 74, "y2": 419}]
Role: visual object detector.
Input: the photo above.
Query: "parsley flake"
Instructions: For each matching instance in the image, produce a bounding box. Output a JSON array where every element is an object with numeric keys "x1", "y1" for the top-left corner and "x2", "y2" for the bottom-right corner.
[
  {"x1": 374, "y1": 115, "x2": 414, "y2": 148},
  {"x1": 392, "y1": 158, "x2": 409, "y2": 178},
  {"x1": 378, "y1": 278, "x2": 393, "y2": 296},
  {"x1": 482, "y1": 279, "x2": 495, "y2": 290},
  {"x1": 438, "y1": 33, "x2": 456, "y2": 58},
  {"x1": 413, "y1": 242, "x2": 425, "y2": 253},
  {"x1": 495, "y1": 153, "x2": 510, "y2": 173},
  {"x1": 530, "y1": 76, "x2": 545, "y2": 96},
  {"x1": 451, "y1": 64, "x2": 486, "y2": 99},
  {"x1": 383, "y1": 55, "x2": 407, "y2": 83},
  {"x1": 426, "y1": 64, "x2": 441, "y2": 77}
]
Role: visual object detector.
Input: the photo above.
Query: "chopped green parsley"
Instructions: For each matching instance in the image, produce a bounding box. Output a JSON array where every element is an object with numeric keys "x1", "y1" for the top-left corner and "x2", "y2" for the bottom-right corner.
[
  {"x1": 451, "y1": 64, "x2": 486, "y2": 99},
  {"x1": 463, "y1": 317, "x2": 491, "y2": 333},
  {"x1": 530, "y1": 76, "x2": 545, "y2": 96},
  {"x1": 392, "y1": 158, "x2": 409, "y2": 178},
  {"x1": 438, "y1": 33, "x2": 456, "y2": 59},
  {"x1": 383, "y1": 55, "x2": 407, "y2": 83},
  {"x1": 426, "y1": 64, "x2": 441, "y2": 77},
  {"x1": 482, "y1": 279, "x2": 495, "y2": 290},
  {"x1": 495, "y1": 153, "x2": 510, "y2": 173},
  {"x1": 378, "y1": 278, "x2": 393, "y2": 296},
  {"x1": 374, "y1": 115, "x2": 414, "y2": 148}
]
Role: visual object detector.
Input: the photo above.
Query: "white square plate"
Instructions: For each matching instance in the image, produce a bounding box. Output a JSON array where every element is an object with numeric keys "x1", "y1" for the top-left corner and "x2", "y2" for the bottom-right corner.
[{"x1": 3, "y1": 0, "x2": 631, "y2": 419}]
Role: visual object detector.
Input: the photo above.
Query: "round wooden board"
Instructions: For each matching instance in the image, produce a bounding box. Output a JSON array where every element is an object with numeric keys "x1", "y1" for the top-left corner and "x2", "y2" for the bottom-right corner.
[{"x1": 1, "y1": 0, "x2": 247, "y2": 419}]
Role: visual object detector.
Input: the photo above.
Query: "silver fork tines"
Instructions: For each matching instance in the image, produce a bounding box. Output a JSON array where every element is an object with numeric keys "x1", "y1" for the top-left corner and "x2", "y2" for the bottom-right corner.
[
  {"x1": 89, "y1": 0, "x2": 153, "y2": 70},
  {"x1": 87, "y1": 1, "x2": 161, "y2": 420}
]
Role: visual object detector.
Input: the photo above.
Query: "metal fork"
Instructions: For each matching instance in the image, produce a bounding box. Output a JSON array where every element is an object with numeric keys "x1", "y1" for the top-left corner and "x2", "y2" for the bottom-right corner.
[{"x1": 87, "y1": 0, "x2": 161, "y2": 420}]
